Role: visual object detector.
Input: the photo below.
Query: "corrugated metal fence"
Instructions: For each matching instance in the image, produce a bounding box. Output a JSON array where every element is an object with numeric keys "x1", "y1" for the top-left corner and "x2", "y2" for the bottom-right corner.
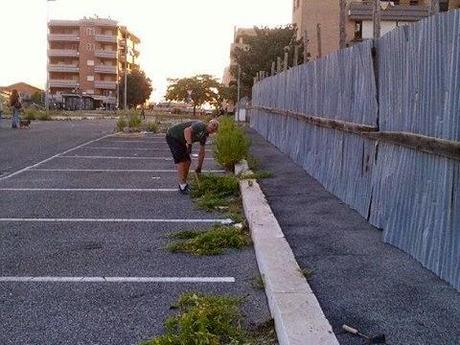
[{"x1": 250, "y1": 11, "x2": 460, "y2": 290}]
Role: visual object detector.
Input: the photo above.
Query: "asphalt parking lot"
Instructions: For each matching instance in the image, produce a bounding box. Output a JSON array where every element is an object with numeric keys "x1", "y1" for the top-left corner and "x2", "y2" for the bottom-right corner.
[{"x1": 0, "y1": 121, "x2": 270, "y2": 345}]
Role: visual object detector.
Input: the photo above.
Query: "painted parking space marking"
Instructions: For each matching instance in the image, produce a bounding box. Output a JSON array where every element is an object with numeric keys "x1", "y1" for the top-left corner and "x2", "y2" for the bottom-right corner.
[
  {"x1": 84, "y1": 147, "x2": 213, "y2": 152},
  {"x1": 56, "y1": 155, "x2": 214, "y2": 160},
  {"x1": 0, "y1": 276, "x2": 235, "y2": 283},
  {"x1": 0, "y1": 134, "x2": 114, "y2": 181},
  {"x1": 0, "y1": 218, "x2": 234, "y2": 224},
  {"x1": 30, "y1": 169, "x2": 225, "y2": 173},
  {"x1": 0, "y1": 188, "x2": 178, "y2": 192}
]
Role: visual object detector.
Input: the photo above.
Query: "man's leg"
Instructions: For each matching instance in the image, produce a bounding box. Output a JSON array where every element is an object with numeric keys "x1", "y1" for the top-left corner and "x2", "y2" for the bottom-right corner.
[{"x1": 177, "y1": 160, "x2": 191, "y2": 185}]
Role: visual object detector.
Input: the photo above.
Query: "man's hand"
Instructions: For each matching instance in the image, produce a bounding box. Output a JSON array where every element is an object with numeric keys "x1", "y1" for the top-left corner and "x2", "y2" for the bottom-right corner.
[{"x1": 195, "y1": 167, "x2": 202, "y2": 175}]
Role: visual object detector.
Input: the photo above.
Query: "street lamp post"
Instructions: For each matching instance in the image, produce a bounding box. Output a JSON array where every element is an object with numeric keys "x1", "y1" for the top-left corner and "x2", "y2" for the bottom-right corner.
[{"x1": 124, "y1": 32, "x2": 128, "y2": 110}]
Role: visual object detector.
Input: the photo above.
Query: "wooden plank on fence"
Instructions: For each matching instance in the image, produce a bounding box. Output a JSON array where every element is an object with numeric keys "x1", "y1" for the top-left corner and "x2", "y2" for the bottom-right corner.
[{"x1": 250, "y1": 105, "x2": 460, "y2": 161}]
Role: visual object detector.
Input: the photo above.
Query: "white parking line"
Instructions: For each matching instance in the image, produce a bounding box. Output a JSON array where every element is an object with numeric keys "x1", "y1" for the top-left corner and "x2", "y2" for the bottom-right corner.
[
  {"x1": 31, "y1": 169, "x2": 225, "y2": 173},
  {"x1": 0, "y1": 276, "x2": 235, "y2": 283},
  {"x1": 85, "y1": 147, "x2": 212, "y2": 152},
  {"x1": 0, "y1": 218, "x2": 234, "y2": 224},
  {"x1": 0, "y1": 188, "x2": 178, "y2": 192},
  {"x1": 57, "y1": 155, "x2": 214, "y2": 160},
  {"x1": 0, "y1": 134, "x2": 114, "y2": 181}
]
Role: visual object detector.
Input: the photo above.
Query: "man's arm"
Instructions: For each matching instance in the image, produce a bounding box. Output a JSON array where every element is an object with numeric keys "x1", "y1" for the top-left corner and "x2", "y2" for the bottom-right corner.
[
  {"x1": 196, "y1": 144, "x2": 206, "y2": 174},
  {"x1": 184, "y1": 127, "x2": 193, "y2": 153}
]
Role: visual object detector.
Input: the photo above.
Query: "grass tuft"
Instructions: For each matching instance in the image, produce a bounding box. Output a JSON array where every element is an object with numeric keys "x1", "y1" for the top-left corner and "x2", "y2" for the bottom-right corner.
[
  {"x1": 116, "y1": 116, "x2": 128, "y2": 132},
  {"x1": 167, "y1": 225, "x2": 250, "y2": 256},
  {"x1": 141, "y1": 293, "x2": 246, "y2": 345}
]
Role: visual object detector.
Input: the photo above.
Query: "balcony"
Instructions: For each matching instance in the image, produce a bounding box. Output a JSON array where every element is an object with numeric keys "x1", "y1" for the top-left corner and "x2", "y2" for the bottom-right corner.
[
  {"x1": 95, "y1": 34, "x2": 117, "y2": 43},
  {"x1": 48, "y1": 49, "x2": 79, "y2": 57},
  {"x1": 94, "y1": 81, "x2": 117, "y2": 90},
  {"x1": 48, "y1": 64, "x2": 80, "y2": 73},
  {"x1": 49, "y1": 79, "x2": 79, "y2": 88},
  {"x1": 349, "y1": 2, "x2": 430, "y2": 22},
  {"x1": 49, "y1": 20, "x2": 79, "y2": 27},
  {"x1": 95, "y1": 50, "x2": 117, "y2": 59},
  {"x1": 48, "y1": 34, "x2": 80, "y2": 42},
  {"x1": 95, "y1": 65, "x2": 118, "y2": 74}
]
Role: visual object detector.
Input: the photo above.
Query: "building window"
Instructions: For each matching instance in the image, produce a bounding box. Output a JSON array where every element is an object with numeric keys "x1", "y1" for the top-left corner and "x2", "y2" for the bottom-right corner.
[
  {"x1": 87, "y1": 76, "x2": 94, "y2": 81},
  {"x1": 87, "y1": 60, "x2": 94, "y2": 66},
  {"x1": 86, "y1": 27, "x2": 95, "y2": 36},
  {"x1": 87, "y1": 43, "x2": 95, "y2": 51}
]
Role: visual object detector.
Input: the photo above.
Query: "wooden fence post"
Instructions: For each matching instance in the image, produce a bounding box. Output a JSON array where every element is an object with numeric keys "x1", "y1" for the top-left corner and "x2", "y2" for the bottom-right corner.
[
  {"x1": 294, "y1": 45, "x2": 299, "y2": 66},
  {"x1": 339, "y1": 0, "x2": 347, "y2": 49},
  {"x1": 271, "y1": 61, "x2": 276, "y2": 76},
  {"x1": 283, "y1": 51, "x2": 289, "y2": 71},
  {"x1": 431, "y1": 0, "x2": 440, "y2": 14},
  {"x1": 316, "y1": 24, "x2": 322, "y2": 58},
  {"x1": 277, "y1": 57, "x2": 282, "y2": 73},
  {"x1": 373, "y1": 0, "x2": 381, "y2": 40},
  {"x1": 303, "y1": 30, "x2": 309, "y2": 62}
]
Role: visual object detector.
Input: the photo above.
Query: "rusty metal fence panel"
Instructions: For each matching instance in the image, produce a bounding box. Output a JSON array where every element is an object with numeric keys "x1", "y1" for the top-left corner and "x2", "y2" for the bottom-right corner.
[{"x1": 250, "y1": 11, "x2": 460, "y2": 290}]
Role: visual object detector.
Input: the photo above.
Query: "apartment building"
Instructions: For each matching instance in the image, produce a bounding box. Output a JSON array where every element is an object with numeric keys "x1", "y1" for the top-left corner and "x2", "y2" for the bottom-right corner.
[
  {"x1": 293, "y1": 0, "x2": 460, "y2": 60},
  {"x1": 47, "y1": 17, "x2": 140, "y2": 110},
  {"x1": 222, "y1": 27, "x2": 256, "y2": 87}
]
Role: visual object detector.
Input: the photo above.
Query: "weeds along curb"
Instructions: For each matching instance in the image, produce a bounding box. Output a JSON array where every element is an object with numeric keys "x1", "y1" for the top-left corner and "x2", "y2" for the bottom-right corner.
[{"x1": 236, "y1": 160, "x2": 339, "y2": 345}]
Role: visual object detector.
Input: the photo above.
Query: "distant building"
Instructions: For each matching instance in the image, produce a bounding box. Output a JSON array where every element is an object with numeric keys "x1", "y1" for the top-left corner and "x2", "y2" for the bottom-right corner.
[
  {"x1": 222, "y1": 27, "x2": 256, "y2": 87},
  {"x1": 0, "y1": 82, "x2": 43, "y2": 106},
  {"x1": 293, "y1": 0, "x2": 460, "y2": 60},
  {"x1": 47, "y1": 17, "x2": 141, "y2": 110}
]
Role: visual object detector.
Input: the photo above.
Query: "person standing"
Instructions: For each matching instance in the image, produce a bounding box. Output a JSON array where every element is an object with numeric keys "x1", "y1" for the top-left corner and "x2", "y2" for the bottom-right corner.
[
  {"x1": 166, "y1": 119, "x2": 219, "y2": 194},
  {"x1": 9, "y1": 90, "x2": 22, "y2": 129},
  {"x1": 0, "y1": 98, "x2": 3, "y2": 120}
]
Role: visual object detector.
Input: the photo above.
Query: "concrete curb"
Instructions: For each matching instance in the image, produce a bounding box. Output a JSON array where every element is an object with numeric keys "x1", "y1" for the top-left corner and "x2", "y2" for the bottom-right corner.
[{"x1": 236, "y1": 162, "x2": 339, "y2": 345}]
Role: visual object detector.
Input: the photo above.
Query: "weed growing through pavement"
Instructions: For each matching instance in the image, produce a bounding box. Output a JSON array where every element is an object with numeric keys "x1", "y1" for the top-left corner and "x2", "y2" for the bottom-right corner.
[
  {"x1": 167, "y1": 225, "x2": 251, "y2": 256},
  {"x1": 300, "y1": 267, "x2": 315, "y2": 280},
  {"x1": 214, "y1": 117, "x2": 250, "y2": 171},
  {"x1": 251, "y1": 275, "x2": 265, "y2": 290},
  {"x1": 141, "y1": 293, "x2": 277, "y2": 345}
]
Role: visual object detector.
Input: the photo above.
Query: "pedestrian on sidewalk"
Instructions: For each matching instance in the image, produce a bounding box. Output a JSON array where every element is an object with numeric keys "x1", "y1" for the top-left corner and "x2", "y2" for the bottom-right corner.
[
  {"x1": 9, "y1": 90, "x2": 22, "y2": 129},
  {"x1": 166, "y1": 119, "x2": 219, "y2": 194}
]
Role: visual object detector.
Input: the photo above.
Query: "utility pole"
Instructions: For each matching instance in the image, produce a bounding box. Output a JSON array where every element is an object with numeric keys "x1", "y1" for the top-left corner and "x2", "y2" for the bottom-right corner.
[
  {"x1": 431, "y1": 0, "x2": 440, "y2": 14},
  {"x1": 339, "y1": 0, "x2": 347, "y2": 49},
  {"x1": 123, "y1": 30, "x2": 128, "y2": 110},
  {"x1": 373, "y1": 0, "x2": 381, "y2": 40},
  {"x1": 303, "y1": 30, "x2": 309, "y2": 63},
  {"x1": 316, "y1": 24, "x2": 322, "y2": 58}
]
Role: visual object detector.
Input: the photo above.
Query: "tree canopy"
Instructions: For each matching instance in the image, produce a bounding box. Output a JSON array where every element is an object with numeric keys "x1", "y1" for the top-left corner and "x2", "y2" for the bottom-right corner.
[
  {"x1": 118, "y1": 69, "x2": 153, "y2": 108},
  {"x1": 230, "y1": 25, "x2": 303, "y2": 101},
  {"x1": 165, "y1": 74, "x2": 221, "y2": 116}
]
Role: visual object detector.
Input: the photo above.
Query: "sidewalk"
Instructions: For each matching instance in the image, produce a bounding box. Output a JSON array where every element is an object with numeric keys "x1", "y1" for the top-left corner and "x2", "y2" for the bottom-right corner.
[{"x1": 247, "y1": 128, "x2": 460, "y2": 345}]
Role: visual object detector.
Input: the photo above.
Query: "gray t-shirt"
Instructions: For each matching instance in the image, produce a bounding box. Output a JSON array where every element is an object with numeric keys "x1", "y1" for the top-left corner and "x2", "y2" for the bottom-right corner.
[{"x1": 167, "y1": 121, "x2": 208, "y2": 145}]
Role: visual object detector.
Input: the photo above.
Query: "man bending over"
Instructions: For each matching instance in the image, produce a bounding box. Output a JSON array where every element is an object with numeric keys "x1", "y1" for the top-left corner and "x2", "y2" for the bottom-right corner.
[{"x1": 166, "y1": 119, "x2": 219, "y2": 194}]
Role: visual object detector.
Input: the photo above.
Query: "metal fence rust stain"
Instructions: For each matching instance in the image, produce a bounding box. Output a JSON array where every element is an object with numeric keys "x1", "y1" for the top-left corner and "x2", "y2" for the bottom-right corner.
[{"x1": 250, "y1": 10, "x2": 460, "y2": 290}]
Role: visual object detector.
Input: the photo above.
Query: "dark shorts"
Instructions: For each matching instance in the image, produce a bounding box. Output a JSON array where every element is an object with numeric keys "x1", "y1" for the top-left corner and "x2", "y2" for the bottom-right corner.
[{"x1": 166, "y1": 134, "x2": 190, "y2": 164}]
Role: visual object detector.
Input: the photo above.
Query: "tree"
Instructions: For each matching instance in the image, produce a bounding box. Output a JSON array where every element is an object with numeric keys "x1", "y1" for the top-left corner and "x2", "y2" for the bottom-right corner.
[
  {"x1": 230, "y1": 25, "x2": 303, "y2": 100},
  {"x1": 165, "y1": 74, "x2": 220, "y2": 116},
  {"x1": 118, "y1": 69, "x2": 153, "y2": 108},
  {"x1": 31, "y1": 91, "x2": 45, "y2": 106}
]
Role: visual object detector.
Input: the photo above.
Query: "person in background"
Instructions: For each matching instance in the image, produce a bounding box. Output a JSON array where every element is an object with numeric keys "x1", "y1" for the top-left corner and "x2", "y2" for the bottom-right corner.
[
  {"x1": 9, "y1": 90, "x2": 22, "y2": 129},
  {"x1": 0, "y1": 98, "x2": 3, "y2": 120}
]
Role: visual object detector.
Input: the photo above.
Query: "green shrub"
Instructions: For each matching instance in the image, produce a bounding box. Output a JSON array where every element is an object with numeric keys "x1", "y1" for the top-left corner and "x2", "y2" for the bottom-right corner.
[
  {"x1": 24, "y1": 109, "x2": 37, "y2": 121},
  {"x1": 167, "y1": 225, "x2": 250, "y2": 256},
  {"x1": 214, "y1": 117, "x2": 250, "y2": 170},
  {"x1": 128, "y1": 113, "x2": 142, "y2": 128},
  {"x1": 116, "y1": 117, "x2": 128, "y2": 132},
  {"x1": 142, "y1": 293, "x2": 246, "y2": 345},
  {"x1": 37, "y1": 111, "x2": 51, "y2": 121},
  {"x1": 145, "y1": 121, "x2": 158, "y2": 133}
]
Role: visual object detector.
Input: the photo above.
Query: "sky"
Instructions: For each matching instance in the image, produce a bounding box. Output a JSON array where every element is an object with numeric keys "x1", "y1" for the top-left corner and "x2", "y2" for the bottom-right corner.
[{"x1": 0, "y1": 0, "x2": 291, "y2": 101}]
